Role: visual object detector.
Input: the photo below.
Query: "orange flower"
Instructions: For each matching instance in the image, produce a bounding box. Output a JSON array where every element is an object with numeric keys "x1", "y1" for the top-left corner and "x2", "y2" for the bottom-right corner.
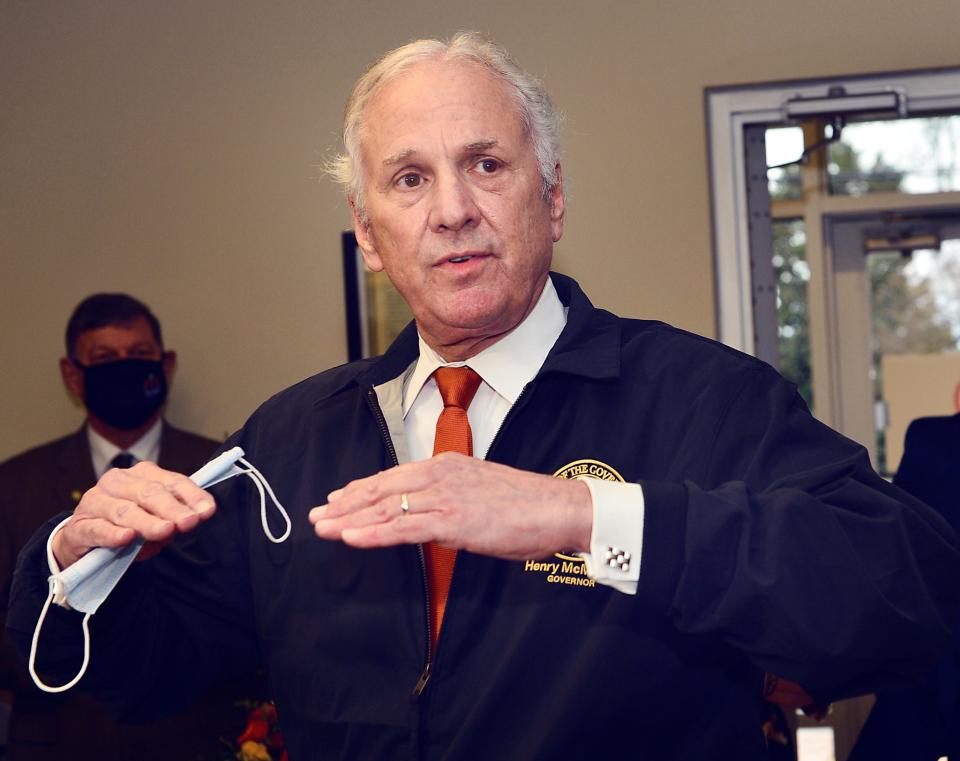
[
  {"x1": 235, "y1": 701, "x2": 284, "y2": 759},
  {"x1": 238, "y1": 740, "x2": 272, "y2": 761}
]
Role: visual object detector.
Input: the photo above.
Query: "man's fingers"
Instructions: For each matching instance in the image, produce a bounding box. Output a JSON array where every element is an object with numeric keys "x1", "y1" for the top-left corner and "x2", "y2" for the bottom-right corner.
[
  {"x1": 54, "y1": 462, "x2": 219, "y2": 570},
  {"x1": 308, "y1": 456, "x2": 593, "y2": 560},
  {"x1": 150, "y1": 474, "x2": 217, "y2": 530},
  {"x1": 314, "y1": 457, "x2": 469, "y2": 523},
  {"x1": 320, "y1": 460, "x2": 455, "y2": 516},
  {"x1": 83, "y1": 483, "x2": 181, "y2": 538},
  {"x1": 309, "y1": 456, "x2": 477, "y2": 541},
  {"x1": 312, "y1": 496, "x2": 404, "y2": 538},
  {"x1": 80, "y1": 488, "x2": 157, "y2": 535},
  {"x1": 311, "y1": 481, "x2": 440, "y2": 527},
  {"x1": 311, "y1": 481, "x2": 457, "y2": 547},
  {"x1": 53, "y1": 515, "x2": 139, "y2": 568},
  {"x1": 165, "y1": 473, "x2": 217, "y2": 516},
  {"x1": 70, "y1": 516, "x2": 140, "y2": 550},
  {"x1": 341, "y1": 514, "x2": 440, "y2": 547},
  {"x1": 316, "y1": 511, "x2": 439, "y2": 547},
  {"x1": 99, "y1": 465, "x2": 215, "y2": 529}
]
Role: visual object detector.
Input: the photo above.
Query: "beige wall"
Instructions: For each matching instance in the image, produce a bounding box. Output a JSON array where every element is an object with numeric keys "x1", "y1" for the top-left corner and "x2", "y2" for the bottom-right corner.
[
  {"x1": 883, "y1": 353, "x2": 960, "y2": 471},
  {"x1": 3, "y1": 0, "x2": 960, "y2": 460}
]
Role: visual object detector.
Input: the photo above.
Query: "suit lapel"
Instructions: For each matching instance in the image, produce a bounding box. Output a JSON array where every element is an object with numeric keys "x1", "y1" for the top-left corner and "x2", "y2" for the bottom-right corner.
[
  {"x1": 53, "y1": 427, "x2": 98, "y2": 511},
  {"x1": 158, "y1": 423, "x2": 187, "y2": 472}
]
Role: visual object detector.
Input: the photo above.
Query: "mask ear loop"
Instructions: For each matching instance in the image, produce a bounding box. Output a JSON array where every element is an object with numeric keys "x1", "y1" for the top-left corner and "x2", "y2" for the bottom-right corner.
[
  {"x1": 237, "y1": 457, "x2": 291, "y2": 543},
  {"x1": 28, "y1": 588, "x2": 92, "y2": 693}
]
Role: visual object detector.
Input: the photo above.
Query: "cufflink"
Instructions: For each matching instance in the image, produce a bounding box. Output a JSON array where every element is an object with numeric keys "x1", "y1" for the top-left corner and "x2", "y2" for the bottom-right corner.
[{"x1": 605, "y1": 546, "x2": 631, "y2": 572}]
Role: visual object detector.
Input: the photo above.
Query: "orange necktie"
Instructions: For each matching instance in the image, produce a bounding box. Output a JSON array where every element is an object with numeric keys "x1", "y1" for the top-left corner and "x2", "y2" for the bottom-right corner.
[{"x1": 426, "y1": 365, "x2": 483, "y2": 651}]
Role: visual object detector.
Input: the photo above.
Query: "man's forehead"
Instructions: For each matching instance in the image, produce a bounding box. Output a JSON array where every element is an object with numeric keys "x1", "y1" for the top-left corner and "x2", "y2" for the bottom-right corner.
[
  {"x1": 77, "y1": 319, "x2": 158, "y2": 349},
  {"x1": 360, "y1": 61, "x2": 526, "y2": 161}
]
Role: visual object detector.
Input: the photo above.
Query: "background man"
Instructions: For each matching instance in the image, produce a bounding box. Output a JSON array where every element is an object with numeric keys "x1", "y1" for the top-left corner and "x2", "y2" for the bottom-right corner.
[
  {"x1": 0, "y1": 293, "x2": 240, "y2": 761},
  {"x1": 850, "y1": 412, "x2": 960, "y2": 761},
  {"x1": 8, "y1": 36, "x2": 960, "y2": 760}
]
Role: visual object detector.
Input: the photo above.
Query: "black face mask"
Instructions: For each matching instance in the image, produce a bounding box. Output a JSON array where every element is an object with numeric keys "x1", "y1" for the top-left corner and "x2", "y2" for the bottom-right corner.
[{"x1": 76, "y1": 358, "x2": 168, "y2": 430}]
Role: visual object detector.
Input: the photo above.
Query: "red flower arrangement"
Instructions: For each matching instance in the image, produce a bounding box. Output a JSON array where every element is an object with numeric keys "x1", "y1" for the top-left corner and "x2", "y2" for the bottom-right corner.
[{"x1": 231, "y1": 702, "x2": 287, "y2": 761}]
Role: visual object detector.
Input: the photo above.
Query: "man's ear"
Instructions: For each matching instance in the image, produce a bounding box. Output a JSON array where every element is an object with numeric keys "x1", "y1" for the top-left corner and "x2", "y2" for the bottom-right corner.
[
  {"x1": 60, "y1": 357, "x2": 84, "y2": 401},
  {"x1": 350, "y1": 198, "x2": 385, "y2": 273},
  {"x1": 162, "y1": 350, "x2": 177, "y2": 385},
  {"x1": 549, "y1": 163, "x2": 565, "y2": 243}
]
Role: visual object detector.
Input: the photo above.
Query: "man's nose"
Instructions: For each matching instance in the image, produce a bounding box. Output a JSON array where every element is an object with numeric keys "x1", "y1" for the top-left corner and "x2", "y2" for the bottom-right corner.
[{"x1": 428, "y1": 172, "x2": 480, "y2": 233}]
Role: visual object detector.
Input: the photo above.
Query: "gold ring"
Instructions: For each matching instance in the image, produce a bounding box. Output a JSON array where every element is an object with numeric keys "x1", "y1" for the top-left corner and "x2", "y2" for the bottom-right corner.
[{"x1": 400, "y1": 493, "x2": 410, "y2": 515}]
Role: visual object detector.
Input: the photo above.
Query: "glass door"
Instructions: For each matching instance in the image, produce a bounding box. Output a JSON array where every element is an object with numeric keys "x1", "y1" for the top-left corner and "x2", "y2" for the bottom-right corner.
[{"x1": 827, "y1": 212, "x2": 960, "y2": 476}]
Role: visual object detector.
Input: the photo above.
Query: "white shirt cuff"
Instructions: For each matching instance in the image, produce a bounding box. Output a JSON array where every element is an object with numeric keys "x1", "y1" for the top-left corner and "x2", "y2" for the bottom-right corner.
[
  {"x1": 578, "y1": 478, "x2": 643, "y2": 595},
  {"x1": 46, "y1": 516, "x2": 73, "y2": 608}
]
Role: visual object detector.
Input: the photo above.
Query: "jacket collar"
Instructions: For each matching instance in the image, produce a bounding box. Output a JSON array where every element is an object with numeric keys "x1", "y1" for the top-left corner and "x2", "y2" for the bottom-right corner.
[
  {"x1": 357, "y1": 320, "x2": 421, "y2": 388},
  {"x1": 540, "y1": 272, "x2": 621, "y2": 381}
]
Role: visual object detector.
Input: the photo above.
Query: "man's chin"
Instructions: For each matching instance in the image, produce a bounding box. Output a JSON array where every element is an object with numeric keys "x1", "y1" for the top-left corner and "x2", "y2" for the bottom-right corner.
[
  {"x1": 436, "y1": 301, "x2": 512, "y2": 332},
  {"x1": 420, "y1": 306, "x2": 523, "y2": 352}
]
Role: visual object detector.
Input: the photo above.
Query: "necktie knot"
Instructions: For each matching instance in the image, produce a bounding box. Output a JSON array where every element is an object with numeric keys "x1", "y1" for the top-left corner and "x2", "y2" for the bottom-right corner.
[
  {"x1": 110, "y1": 452, "x2": 135, "y2": 469},
  {"x1": 433, "y1": 366, "x2": 482, "y2": 410}
]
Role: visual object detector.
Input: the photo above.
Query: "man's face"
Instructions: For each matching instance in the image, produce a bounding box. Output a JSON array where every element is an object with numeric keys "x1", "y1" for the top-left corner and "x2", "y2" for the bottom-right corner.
[
  {"x1": 60, "y1": 316, "x2": 174, "y2": 400},
  {"x1": 352, "y1": 59, "x2": 565, "y2": 358}
]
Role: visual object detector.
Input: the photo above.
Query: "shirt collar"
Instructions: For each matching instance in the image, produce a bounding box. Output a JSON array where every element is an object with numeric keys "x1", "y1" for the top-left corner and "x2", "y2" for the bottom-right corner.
[
  {"x1": 87, "y1": 418, "x2": 163, "y2": 476},
  {"x1": 402, "y1": 277, "x2": 567, "y2": 415}
]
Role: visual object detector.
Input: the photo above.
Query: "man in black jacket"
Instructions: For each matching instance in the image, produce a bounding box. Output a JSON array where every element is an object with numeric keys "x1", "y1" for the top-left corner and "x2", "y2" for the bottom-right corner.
[
  {"x1": 7, "y1": 34, "x2": 960, "y2": 760},
  {"x1": 849, "y1": 413, "x2": 960, "y2": 761}
]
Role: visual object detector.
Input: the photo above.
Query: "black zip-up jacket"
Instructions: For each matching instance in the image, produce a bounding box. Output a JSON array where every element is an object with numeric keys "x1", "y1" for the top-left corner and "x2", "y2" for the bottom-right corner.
[{"x1": 9, "y1": 274, "x2": 960, "y2": 760}]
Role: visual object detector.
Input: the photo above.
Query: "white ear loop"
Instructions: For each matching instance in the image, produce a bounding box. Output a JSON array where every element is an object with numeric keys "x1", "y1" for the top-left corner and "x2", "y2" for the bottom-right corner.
[
  {"x1": 28, "y1": 594, "x2": 91, "y2": 693},
  {"x1": 236, "y1": 456, "x2": 291, "y2": 543},
  {"x1": 28, "y1": 448, "x2": 290, "y2": 692}
]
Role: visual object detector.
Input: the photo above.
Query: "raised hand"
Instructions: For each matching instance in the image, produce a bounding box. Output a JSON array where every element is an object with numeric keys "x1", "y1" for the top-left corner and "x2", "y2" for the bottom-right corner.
[{"x1": 309, "y1": 452, "x2": 592, "y2": 561}]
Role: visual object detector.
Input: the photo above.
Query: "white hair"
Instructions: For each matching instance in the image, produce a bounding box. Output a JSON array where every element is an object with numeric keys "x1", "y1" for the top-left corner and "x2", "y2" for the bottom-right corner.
[{"x1": 328, "y1": 31, "x2": 562, "y2": 221}]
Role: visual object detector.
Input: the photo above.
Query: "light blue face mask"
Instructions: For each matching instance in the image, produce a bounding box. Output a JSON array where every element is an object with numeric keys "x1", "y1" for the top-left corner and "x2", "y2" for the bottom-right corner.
[{"x1": 29, "y1": 446, "x2": 291, "y2": 693}]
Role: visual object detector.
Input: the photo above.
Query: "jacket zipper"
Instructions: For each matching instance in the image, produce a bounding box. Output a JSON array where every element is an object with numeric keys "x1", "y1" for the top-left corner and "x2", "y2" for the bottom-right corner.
[
  {"x1": 484, "y1": 382, "x2": 531, "y2": 461},
  {"x1": 364, "y1": 388, "x2": 434, "y2": 695},
  {"x1": 368, "y1": 379, "x2": 536, "y2": 759}
]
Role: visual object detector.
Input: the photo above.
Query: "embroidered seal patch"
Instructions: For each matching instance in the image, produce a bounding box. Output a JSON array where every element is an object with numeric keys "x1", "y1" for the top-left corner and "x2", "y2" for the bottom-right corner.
[
  {"x1": 522, "y1": 459, "x2": 625, "y2": 588},
  {"x1": 553, "y1": 459, "x2": 625, "y2": 483}
]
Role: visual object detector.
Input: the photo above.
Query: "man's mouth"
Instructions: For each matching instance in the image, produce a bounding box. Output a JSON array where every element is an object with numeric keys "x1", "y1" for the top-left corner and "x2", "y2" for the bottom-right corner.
[{"x1": 443, "y1": 251, "x2": 488, "y2": 265}]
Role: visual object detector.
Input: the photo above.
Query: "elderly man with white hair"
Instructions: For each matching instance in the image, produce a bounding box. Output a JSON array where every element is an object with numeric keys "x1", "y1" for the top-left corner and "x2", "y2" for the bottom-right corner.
[{"x1": 8, "y1": 32, "x2": 959, "y2": 761}]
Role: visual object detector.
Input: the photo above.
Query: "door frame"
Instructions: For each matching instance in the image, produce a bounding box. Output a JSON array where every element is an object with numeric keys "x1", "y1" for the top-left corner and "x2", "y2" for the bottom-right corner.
[{"x1": 705, "y1": 67, "x2": 960, "y2": 377}]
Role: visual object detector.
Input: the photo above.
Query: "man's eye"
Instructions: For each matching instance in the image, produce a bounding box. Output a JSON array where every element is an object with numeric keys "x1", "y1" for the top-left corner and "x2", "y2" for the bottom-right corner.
[
  {"x1": 398, "y1": 173, "x2": 422, "y2": 188},
  {"x1": 476, "y1": 158, "x2": 500, "y2": 174}
]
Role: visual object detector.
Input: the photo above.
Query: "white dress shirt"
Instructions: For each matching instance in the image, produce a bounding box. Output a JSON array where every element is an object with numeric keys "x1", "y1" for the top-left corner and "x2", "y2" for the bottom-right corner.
[
  {"x1": 402, "y1": 278, "x2": 643, "y2": 594},
  {"x1": 87, "y1": 418, "x2": 163, "y2": 477}
]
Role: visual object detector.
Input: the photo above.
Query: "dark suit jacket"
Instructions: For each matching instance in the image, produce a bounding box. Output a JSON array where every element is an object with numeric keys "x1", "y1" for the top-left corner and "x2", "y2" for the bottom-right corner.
[
  {"x1": 850, "y1": 413, "x2": 960, "y2": 761},
  {"x1": 0, "y1": 422, "x2": 255, "y2": 761},
  {"x1": 893, "y1": 414, "x2": 960, "y2": 534}
]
